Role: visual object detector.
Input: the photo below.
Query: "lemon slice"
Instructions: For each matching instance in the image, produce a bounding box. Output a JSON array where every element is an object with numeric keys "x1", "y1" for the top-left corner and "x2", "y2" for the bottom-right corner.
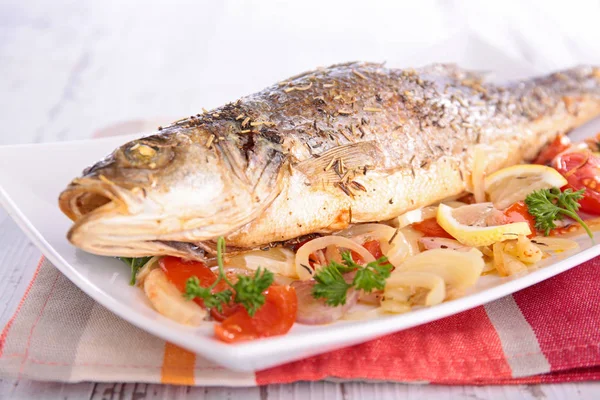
[
  {"x1": 484, "y1": 164, "x2": 567, "y2": 209},
  {"x1": 436, "y1": 203, "x2": 531, "y2": 247}
]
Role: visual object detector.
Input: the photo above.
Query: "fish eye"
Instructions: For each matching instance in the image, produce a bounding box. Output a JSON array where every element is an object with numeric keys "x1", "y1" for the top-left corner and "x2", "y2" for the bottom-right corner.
[{"x1": 120, "y1": 141, "x2": 173, "y2": 169}]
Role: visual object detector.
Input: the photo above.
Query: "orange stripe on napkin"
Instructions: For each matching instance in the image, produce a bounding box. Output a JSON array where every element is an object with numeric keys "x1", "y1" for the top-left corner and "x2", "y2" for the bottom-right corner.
[{"x1": 161, "y1": 342, "x2": 196, "y2": 385}]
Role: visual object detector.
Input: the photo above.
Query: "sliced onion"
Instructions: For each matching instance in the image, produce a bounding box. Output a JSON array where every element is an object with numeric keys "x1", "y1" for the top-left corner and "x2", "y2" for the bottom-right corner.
[
  {"x1": 493, "y1": 242, "x2": 528, "y2": 277},
  {"x1": 530, "y1": 236, "x2": 579, "y2": 252},
  {"x1": 291, "y1": 280, "x2": 358, "y2": 324},
  {"x1": 295, "y1": 236, "x2": 375, "y2": 280},
  {"x1": 342, "y1": 307, "x2": 384, "y2": 320},
  {"x1": 395, "y1": 248, "x2": 484, "y2": 292},
  {"x1": 335, "y1": 223, "x2": 396, "y2": 246},
  {"x1": 482, "y1": 260, "x2": 496, "y2": 274},
  {"x1": 399, "y1": 226, "x2": 424, "y2": 256},
  {"x1": 226, "y1": 247, "x2": 298, "y2": 278},
  {"x1": 419, "y1": 237, "x2": 471, "y2": 252},
  {"x1": 143, "y1": 269, "x2": 207, "y2": 326},
  {"x1": 385, "y1": 271, "x2": 446, "y2": 307},
  {"x1": 135, "y1": 256, "x2": 161, "y2": 286},
  {"x1": 386, "y1": 229, "x2": 411, "y2": 266},
  {"x1": 358, "y1": 290, "x2": 382, "y2": 305},
  {"x1": 325, "y1": 245, "x2": 343, "y2": 264}
]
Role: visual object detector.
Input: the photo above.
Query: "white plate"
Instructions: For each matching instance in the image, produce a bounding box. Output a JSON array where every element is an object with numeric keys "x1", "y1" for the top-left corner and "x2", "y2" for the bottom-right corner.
[{"x1": 2, "y1": 120, "x2": 600, "y2": 372}]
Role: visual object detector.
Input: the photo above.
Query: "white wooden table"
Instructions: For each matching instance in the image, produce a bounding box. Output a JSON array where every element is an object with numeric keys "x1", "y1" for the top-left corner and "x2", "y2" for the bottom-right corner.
[{"x1": 2, "y1": 0, "x2": 600, "y2": 398}]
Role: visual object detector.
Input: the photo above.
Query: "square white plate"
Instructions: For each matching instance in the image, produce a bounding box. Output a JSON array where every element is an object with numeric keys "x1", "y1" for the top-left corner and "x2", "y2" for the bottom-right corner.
[
  {"x1": 2, "y1": 35, "x2": 600, "y2": 371},
  {"x1": 2, "y1": 121, "x2": 600, "y2": 372}
]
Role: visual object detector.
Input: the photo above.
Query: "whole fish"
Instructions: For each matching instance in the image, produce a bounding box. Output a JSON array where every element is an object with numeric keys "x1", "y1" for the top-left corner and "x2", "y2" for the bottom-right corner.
[{"x1": 59, "y1": 62, "x2": 600, "y2": 259}]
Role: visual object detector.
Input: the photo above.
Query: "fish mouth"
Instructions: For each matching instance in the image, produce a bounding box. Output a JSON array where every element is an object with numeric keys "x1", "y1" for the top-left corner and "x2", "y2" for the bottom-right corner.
[
  {"x1": 59, "y1": 178, "x2": 170, "y2": 258},
  {"x1": 59, "y1": 177, "x2": 131, "y2": 221},
  {"x1": 59, "y1": 179, "x2": 220, "y2": 261}
]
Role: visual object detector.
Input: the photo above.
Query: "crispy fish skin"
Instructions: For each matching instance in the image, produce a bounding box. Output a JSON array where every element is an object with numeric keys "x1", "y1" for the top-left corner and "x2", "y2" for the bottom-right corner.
[{"x1": 59, "y1": 62, "x2": 600, "y2": 258}]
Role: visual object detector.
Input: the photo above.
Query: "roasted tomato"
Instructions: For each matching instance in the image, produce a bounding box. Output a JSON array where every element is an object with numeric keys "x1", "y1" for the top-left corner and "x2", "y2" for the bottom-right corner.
[
  {"x1": 553, "y1": 151, "x2": 600, "y2": 215},
  {"x1": 362, "y1": 240, "x2": 384, "y2": 259},
  {"x1": 160, "y1": 256, "x2": 218, "y2": 294},
  {"x1": 215, "y1": 285, "x2": 297, "y2": 343},
  {"x1": 351, "y1": 239, "x2": 388, "y2": 265},
  {"x1": 503, "y1": 201, "x2": 537, "y2": 237},
  {"x1": 159, "y1": 256, "x2": 238, "y2": 320},
  {"x1": 533, "y1": 134, "x2": 571, "y2": 165},
  {"x1": 412, "y1": 218, "x2": 454, "y2": 239}
]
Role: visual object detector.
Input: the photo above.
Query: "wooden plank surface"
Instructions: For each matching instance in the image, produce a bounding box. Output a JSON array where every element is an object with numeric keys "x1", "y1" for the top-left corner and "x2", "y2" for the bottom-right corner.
[{"x1": 2, "y1": 0, "x2": 600, "y2": 398}]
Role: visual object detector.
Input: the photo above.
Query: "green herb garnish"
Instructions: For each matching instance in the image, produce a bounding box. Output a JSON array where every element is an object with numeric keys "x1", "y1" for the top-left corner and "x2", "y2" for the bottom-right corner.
[
  {"x1": 312, "y1": 251, "x2": 392, "y2": 306},
  {"x1": 184, "y1": 237, "x2": 274, "y2": 316},
  {"x1": 525, "y1": 187, "x2": 593, "y2": 239},
  {"x1": 118, "y1": 257, "x2": 152, "y2": 285}
]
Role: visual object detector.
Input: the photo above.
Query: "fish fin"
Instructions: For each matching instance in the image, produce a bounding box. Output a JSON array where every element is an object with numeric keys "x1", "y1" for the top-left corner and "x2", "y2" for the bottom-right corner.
[
  {"x1": 215, "y1": 136, "x2": 253, "y2": 185},
  {"x1": 296, "y1": 141, "x2": 383, "y2": 187}
]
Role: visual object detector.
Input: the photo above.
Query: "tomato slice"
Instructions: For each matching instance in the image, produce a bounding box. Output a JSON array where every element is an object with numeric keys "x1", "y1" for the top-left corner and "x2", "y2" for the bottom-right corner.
[
  {"x1": 533, "y1": 134, "x2": 571, "y2": 165},
  {"x1": 160, "y1": 256, "x2": 217, "y2": 293},
  {"x1": 412, "y1": 218, "x2": 454, "y2": 239},
  {"x1": 350, "y1": 239, "x2": 387, "y2": 264},
  {"x1": 503, "y1": 201, "x2": 536, "y2": 237},
  {"x1": 362, "y1": 240, "x2": 384, "y2": 259},
  {"x1": 215, "y1": 285, "x2": 297, "y2": 343},
  {"x1": 553, "y1": 151, "x2": 600, "y2": 215},
  {"x1": 159, "y1": 256, "x2": 238, "y2": 320}
]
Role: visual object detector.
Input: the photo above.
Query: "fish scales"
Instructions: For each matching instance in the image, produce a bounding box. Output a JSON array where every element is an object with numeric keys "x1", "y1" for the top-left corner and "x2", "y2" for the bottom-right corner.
[{"x1": 59, "y1": 62, "x2": 600, "y2": 258}]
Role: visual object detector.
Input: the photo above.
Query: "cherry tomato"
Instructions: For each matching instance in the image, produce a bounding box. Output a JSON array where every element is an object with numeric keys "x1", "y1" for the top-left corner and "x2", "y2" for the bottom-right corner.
[
  {"x1": 362, "y1": 240, "x2": 384, "y2": 259},
  {"x1": 350, "y1": 250, "x2": 364, "y2": 264},
  {"x1": 503, "y1": 201, "x2": 536, "y2": 237},
  {"x1": 350, "y1": 239, "x2": 385, "y2": 264},
  {"x1": 215, "y1": 285, "x2": 297, "y2": 343},
  {"x1": 533, "y1": 134, "x2": 571, "y2": 165},
  {"x1": 159, "y1": 256, "x2": 238, "y2": 320},
  {"x1": 412, "y1": 218, "x2": 454, "y2": 239},
  {"x1": 160, "y1": 256, "x2": 217, "y2": 293},
  {"x1": 553, "y1": 151, "x2": 600, "y2": 215}
]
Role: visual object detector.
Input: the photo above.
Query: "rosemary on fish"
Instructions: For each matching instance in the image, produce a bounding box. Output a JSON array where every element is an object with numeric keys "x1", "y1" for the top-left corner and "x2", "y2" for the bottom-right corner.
[
  {"x1": 205, "y1": 134, "x2": 215, "y2": 148},
  {"x1": 352, "y1": 70, "x2": 368, "y2": 80},
  {"x1": 284, "y1": 82, "x2": 313, "y2": 93}
]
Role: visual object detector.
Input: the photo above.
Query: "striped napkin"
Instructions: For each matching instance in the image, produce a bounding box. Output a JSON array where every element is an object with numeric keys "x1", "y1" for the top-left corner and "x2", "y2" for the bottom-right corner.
[{"x1": 1, "y1": 255, "x2": 600, "y2": 386}]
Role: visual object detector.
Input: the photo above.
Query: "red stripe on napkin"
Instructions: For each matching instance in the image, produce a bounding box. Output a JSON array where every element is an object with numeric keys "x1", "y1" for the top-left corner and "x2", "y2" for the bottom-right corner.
[
  {"x1": 513, "y1": 258, "x2": 600, "y2": 372},
  {"x1": 257, "y1": 306, "x2": 510, "y2": 385},
  {"x1": 258, "y1": 257, "x2": 600, "y2": 385},
  {"x1": 0, "y1": 258, "x2": 44, "y2": 357}
]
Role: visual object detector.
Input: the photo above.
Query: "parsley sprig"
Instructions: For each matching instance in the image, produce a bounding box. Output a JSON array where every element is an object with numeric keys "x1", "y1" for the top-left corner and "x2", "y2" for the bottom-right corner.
[
  {"x1": 118, "y1": 256, "x2": 152, "y2": 285},
  {"x1": 525, "y1": 187, "x2": 593, "y2": 239},
  {"x1": 312, "y1": 251, "x2": 392, "y2": 306},
  {"x1": 184, "y1": 237, "x2": 274, "y2": 316}
]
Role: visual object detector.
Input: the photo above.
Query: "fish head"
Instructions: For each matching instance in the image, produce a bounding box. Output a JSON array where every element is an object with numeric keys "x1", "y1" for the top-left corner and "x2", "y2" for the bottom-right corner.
[{"x1": 59, "y1": 128, "x2": 286, "y2": 258}]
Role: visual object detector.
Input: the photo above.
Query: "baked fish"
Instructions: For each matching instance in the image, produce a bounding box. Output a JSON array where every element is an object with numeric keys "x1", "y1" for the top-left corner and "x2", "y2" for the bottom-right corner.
[{"x1": 59, "y1": 62, "x2": 600, "y2": 259}]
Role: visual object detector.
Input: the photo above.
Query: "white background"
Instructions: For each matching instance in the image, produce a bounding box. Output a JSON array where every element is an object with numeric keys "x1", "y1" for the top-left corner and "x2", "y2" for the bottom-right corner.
[{"x1": 1, "y1": 0, "x2": 600, "y2": 398}]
